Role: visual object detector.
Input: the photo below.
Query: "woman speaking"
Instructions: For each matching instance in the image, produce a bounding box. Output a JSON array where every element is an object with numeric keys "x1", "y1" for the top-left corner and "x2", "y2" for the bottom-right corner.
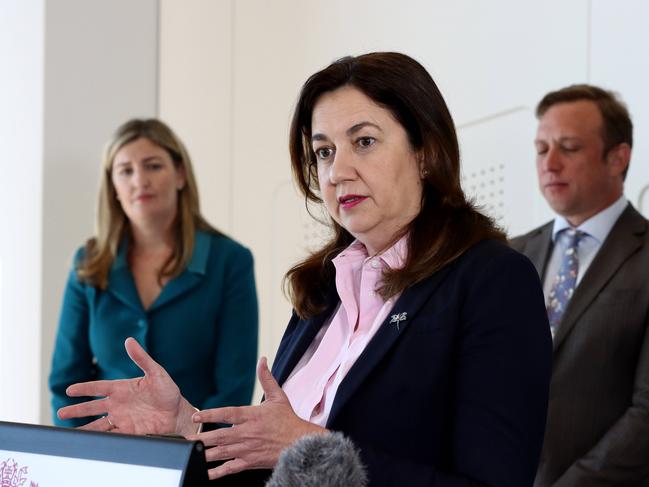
[{"x1": 59, "y1": 52, "x2": 552, "y2": 486}]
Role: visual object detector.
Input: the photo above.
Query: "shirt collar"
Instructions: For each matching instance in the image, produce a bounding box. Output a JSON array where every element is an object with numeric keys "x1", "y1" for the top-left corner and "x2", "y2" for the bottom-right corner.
[
  {"x1": 333, "y1": 234, "x2": 409, "y2": 270},
  {"x1": 552, "y1": 195, "x2": 628, "y2": 244}
]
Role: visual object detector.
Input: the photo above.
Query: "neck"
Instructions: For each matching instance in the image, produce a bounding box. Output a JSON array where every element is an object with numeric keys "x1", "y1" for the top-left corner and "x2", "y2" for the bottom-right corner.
[
  {"x1": 130, "y1": 219, "x2": 176, "y2": 254},
  {"x1": 364, "y1": 231, "x2": 407, "y2": 257},
  {"x1": 565, "y1": 192, "x2": 623, "y2": 227}
]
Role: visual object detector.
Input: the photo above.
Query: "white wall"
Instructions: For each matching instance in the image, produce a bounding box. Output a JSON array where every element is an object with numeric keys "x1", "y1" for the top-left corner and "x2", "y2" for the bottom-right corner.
[
  {"x1": 157, "y1": 0, "x2": 649, "y2": 402},
  {"x1": 158, "y1": 0, "x2": 234, "y2": 233},
  {"x1": 39, "y1": 0, "x2": 159, "y2": 425},
  {"x1": 590, "y1": 0, "x2": 649, "y2": 210},
  {"x1": 0, "y1": 0, "x2": 159, "y2": 424},
  {"x1": 2, "y1": 0, "x2": 649, "y2": 421},
  {"x1": 0, "y1": 0, "x2": 44, "y2": 422}
]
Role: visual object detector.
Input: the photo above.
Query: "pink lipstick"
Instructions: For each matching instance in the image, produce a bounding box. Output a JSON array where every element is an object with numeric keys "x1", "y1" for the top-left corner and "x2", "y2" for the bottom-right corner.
[{"x1": 338, "y1": 194, "x2": 367, "y2": 209}]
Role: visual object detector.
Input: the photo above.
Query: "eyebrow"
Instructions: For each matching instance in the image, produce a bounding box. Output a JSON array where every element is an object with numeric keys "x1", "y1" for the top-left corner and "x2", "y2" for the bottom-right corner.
[
  {"x1": 535, "y1": 135, "x2": 583, "y2": 144},
  {"x1": 142, "y1": 156, "x2": 162, "y2": 163},
  {"x1": 114, "y1": 155, "x2": 162, "y2": 166},
  {"x1": 311, "y1": 121, "x2": 383, "y2": 143}
]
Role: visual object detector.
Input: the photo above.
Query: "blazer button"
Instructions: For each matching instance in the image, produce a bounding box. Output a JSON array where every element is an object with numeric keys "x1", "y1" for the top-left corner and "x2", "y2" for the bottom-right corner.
[{"x1": 137, "y1": 319, "x2": 147, "y2": 328}]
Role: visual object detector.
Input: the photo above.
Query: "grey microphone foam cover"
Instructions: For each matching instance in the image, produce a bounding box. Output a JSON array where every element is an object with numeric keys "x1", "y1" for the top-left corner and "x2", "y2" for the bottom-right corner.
[{"x1": 265, "y1": 432, "x2": 367, "y2": 487}]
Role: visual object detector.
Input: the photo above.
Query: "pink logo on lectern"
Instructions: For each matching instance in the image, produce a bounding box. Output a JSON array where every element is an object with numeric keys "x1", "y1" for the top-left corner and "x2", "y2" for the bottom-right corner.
[{"x1": 0, "y1": 458, "x2": 39, "y2": 487}]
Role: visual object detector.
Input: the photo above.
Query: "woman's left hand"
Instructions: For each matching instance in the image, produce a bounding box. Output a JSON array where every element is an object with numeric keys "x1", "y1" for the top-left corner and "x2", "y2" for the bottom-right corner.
[{"x1": 188, "y1": 357, "x2": 327, "y2": 480}]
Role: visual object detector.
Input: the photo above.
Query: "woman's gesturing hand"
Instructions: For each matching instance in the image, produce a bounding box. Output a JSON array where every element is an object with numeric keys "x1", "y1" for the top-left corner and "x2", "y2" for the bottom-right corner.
[
  {"x1": 57, "y1": 337, "x2": 197, "y2": 436},
  {"x1": 189, "y1": 357, "x2": 328, "y2": 481}
]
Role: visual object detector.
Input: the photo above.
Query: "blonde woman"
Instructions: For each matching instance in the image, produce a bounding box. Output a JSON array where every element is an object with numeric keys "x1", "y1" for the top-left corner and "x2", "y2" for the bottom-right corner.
[{"x1": 49, "y1": 119, "x2": 258, "y2": 426}]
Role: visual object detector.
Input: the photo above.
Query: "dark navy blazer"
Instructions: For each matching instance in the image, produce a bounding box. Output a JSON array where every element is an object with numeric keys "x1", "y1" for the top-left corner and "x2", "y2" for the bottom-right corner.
[{"x1": 269, "y1": 239, "x2": 552, "y2": 486}]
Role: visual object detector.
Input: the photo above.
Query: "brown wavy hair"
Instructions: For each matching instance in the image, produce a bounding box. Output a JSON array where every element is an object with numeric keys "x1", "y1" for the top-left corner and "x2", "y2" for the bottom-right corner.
[
  {"x1": 77, "y1": 118, "x2": 219, "y2": 289},
  {"x1": 285, "y1": 52, "x2": 505, "y2": 319}
]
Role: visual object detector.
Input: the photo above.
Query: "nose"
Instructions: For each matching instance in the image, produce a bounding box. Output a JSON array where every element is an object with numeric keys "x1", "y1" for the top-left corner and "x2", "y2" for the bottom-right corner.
[
  {"x1": 327, "y1": 147, "x2": 356, "y2": 185},
  {"x1": 539, "y1": 146, "x2": 563, "y2": 173},
  {"x1": 132, "y1": 165, "x2": 150, "y2": 188}
]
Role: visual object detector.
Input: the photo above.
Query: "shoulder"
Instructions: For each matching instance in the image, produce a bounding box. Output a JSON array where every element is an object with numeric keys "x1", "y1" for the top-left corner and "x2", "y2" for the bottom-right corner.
[
  {"x1": 615, "y1": 203, "x2": 649, "y2": 235},
  {"x1": 70, "y1": 240, "x2": 96, "y2": 272},
  {"x1": 196, "y1": 230, "x2": 254, "y2": 276},
  {"x1": 457, "y1": 238, "x2": 532, "y2": 270},
  {"x1": 72, "y1": 245, "x2": 86, "y2": 264},
  {"x1": 509, "y1": 221, "x2": 553, "y2": 252},
  {"x1": 404, "y1": 239, "x2": 543, "y2": 302},
  {"x1": 446, "y1": 239, "x2": 543, "y2": 295},
  {"x1": 71, "y1": 237, "x2": 102, "y2": 267},
  {"x1": 64, "y1": 243, "x2": 92, "y2": 289},
  {"x1": 199, "y1": 229, "x2": 253, "y2": 260}
]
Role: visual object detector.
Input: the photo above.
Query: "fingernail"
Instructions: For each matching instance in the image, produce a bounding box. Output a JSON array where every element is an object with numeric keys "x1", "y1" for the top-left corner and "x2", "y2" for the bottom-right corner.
[{"x1": 192, "y1": 413, "x2": 200, "y2": 422}]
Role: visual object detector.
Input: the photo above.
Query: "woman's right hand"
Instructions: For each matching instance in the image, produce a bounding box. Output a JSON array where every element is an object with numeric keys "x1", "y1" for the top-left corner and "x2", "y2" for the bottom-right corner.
[{"x1": 57, "y1": 337, "x2": 198, "y2": 437}]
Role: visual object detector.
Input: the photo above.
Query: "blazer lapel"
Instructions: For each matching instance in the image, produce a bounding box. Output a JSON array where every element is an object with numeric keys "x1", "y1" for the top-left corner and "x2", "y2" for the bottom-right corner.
[
  {"x1": 106, "y1": 243, "x2": 143, "y2": 312},
  {"x1": 107, "y1": 266, "x2": 143, "y2": 312},
  {"x1": 553, "y1": 205, "x2": 647, "y2": 349},
  {"x1": 273, "y1": 299, "x2": 339, "y2": 386},
  {"x1": 149, "y1": 231, "x2": 210, "y2": 311},
  {"x1": 522, "y1": 223, "x2": 554, "y2": 279},
  {"x1": 149, "y1": 272, "x2": 202, "y2": 311},
  {"x1": 326, "y1": 265, "x2": 454, "y2": 426}
]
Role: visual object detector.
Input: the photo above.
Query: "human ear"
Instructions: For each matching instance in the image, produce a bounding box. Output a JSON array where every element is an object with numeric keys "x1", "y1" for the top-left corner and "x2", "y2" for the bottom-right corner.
[
  {"x1": 176, "y1": 166, "x2": 187, "y2": 191},
  {"x1": 418, "y1": 152, "x2": 429, "y2": 178},
  {"x1": 606, "y1": 143, "x2": 631, "y2": 177}
]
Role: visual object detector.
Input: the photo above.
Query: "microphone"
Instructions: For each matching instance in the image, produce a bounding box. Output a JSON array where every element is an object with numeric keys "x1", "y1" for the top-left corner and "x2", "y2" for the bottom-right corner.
[{"x1": 265, "y1": 432, "x2": 367, "y2": 487}]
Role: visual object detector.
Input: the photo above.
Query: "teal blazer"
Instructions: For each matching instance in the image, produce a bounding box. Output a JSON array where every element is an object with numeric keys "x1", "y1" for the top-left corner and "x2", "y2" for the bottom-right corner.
[{"x1": 49, "y1": 230, "x2": 258, "y2": 427}]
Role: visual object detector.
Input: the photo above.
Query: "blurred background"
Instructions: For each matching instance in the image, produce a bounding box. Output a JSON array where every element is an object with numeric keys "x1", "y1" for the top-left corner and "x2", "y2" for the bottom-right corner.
[{"x1": 1, "y1": 0, "x2": 648, "y2": 425}]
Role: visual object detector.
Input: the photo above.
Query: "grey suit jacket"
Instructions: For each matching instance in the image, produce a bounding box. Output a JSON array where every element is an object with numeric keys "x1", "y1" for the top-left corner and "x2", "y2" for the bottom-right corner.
[{"x1": 510, "y1": 203, "x2": 649, "y2": 486}]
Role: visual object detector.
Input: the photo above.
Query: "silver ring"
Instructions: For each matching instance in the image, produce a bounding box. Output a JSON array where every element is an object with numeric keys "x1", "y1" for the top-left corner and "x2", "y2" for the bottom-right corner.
[{"x1": 106, "y1": 416, "x2": 114, "y2": 428}]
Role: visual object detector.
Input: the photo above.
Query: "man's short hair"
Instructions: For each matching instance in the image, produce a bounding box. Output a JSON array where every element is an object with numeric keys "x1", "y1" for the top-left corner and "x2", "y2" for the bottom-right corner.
[{"x1": 536, "y1": 84, "x2": 633, "y2": 154}]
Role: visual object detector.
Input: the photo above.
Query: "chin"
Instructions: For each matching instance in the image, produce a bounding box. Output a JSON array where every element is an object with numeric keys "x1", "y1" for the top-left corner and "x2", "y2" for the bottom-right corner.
[
  {"x1": 550, "y1": 205, "x2": 579, "y2": 220},
  {"x1": 546, "y1": 196, "x2": 574, "y2": 214},
  {"x1": 340, "y1": 220, "x2": 372, "y2": 236}
]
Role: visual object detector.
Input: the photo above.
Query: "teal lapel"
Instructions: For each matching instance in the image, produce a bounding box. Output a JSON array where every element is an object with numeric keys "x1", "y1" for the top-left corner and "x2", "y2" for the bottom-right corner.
[
  {"x1": 106, "y1": 241, "x2": 143, "y2": 312},
  {"x1": 149, "y1": 231, "x2": 210, "y2": 311},
  {"x1": 106, "y1": 231, "x2": 210, "y2": 312}
]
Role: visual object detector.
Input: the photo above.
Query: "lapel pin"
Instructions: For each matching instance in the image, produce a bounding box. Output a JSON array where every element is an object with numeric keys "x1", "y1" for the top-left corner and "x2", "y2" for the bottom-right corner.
[{"x1": 389, "y1": 312, "x2": 407, "y2": 330}]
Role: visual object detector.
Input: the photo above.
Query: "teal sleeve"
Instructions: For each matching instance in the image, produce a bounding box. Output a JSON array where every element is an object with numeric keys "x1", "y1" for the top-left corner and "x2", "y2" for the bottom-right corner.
[
  {"x1": 200, "y1": 246, "x2": 258, "y2": 409},
  {"x1": 48, "y1": 257, "x2": 96, "y2": 427}
]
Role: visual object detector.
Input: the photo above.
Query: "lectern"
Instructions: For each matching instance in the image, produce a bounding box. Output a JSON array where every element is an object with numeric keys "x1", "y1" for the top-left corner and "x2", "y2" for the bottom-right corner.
[{"x1": 0, "y1": 420, "x2": 208, "y2": 486}]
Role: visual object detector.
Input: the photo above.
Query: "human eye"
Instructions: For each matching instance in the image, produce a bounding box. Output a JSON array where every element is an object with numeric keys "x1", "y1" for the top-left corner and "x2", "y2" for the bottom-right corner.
[
  {"x1": 535, "y1": 144, "x2": 548, "y2": 156},
  {"x1": 143, "y1": 157, "x2": 165, "y2": 170},
  {"x1": 314, "y1": 146, "x2": 334, "y2": 161},
  {"x1": 356, "y1": 136, "x2": 376, "y2": 149},
  {"x1": 561, "y1": 144, "x2": 580, "y2": 153},
  {"x1": 116, "y1": 165, "x2": 132, "y2": 176}
]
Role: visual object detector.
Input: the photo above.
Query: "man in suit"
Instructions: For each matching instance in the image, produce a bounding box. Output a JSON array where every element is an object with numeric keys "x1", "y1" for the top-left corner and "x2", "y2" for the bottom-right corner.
[{"x1": 511, "y1": 84, "x2": 649, "y2": 486}]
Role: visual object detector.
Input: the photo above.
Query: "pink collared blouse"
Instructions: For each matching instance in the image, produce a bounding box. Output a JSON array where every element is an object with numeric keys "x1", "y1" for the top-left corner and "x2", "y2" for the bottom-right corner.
[{"x1": 282, "y1": 236, "x2": 408, "y2": 426}]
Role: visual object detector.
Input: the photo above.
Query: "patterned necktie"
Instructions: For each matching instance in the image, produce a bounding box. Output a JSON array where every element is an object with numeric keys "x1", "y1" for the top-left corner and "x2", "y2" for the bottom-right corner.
[{"x1": 547, "y1": 228, "x2": 585, "y2": 338}]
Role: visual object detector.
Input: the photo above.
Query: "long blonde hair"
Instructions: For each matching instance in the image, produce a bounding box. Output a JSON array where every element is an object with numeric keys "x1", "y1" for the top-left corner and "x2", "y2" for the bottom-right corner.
[{"x1": 77, "y1": 118, "x2": 219, "y2": 289}]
